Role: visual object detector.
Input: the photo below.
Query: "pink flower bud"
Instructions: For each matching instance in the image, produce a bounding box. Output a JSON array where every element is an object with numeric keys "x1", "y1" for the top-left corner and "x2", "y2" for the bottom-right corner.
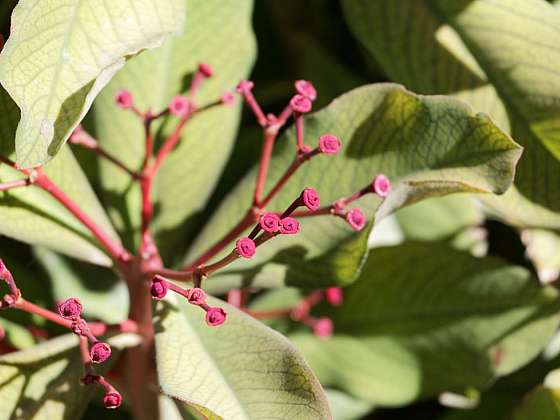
[
  {"x1": 187, "y1": 287, "x2": 207, "y2": 305},
  {"x1": 198, "y1": 63, "x2": 213, "y2": 78},
  {"x1": 205, "y1": 307, "x2": 227, "y2": 327},
  {"x1": 290, "y1": 94, "x2": 312, "y2": 114},
  {"x1": 103, "y1": 391, "x2": 122, "y2": 409},
  {"x1": 260, "y1": 213, "x2": 281, "y2": 233},
  {"x1": 58, "y1": 298, "x2": 82, "y2": 320},
  {"x1": 169, "y1": 95, "x2": 190, "y2": 117},
  {"x1": 114, "y1": 89, "x2": 133, "y2": 109},
  {"x1": 90, "y1": 342, "x2": 112, "y2": 364},
  {"x1": 313, "y1": 317, "x2": 333, "y2": 339},
  {"x1": 279, "y1": 217, "x2": 300, "y2": 235},
  {"x1": 371, "y1": 174, "x2": 391, "y2": 197},
  {"x1": 221, "y1": 90, "x2": 235, "y2": 105},
  {"x1": 346, "y1": 208, "x2": 366, "y2": 231},
  {"x1": 318, "y1": 134, "x2": 341, "y2": 155},
  {"x1": 236, "y1": 80, "x2": 254, "y2": 94},
  {"x1": 0, "y1": 258, "x2": 11, "y2": 280},
  {"x1": 236, "y1": 237, "x2": 256, "y2": 258},
  {"x1": 150, "y1": 276, "x2": 168, "y2": 300},
  {"x1": 294, "y1": 80, "x2": 317, "y2": 101},
  {"x1": 302, "y1": 188, "x2": 320, "y2": 212},
  {"x1": 325, "y1": 287, "x2": 343, "y2": 306}
]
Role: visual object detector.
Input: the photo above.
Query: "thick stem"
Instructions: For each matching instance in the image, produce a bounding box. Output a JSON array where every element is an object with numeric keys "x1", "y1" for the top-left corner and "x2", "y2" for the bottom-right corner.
[
  {"x1": 11, "y1": 298, "x2": 73, "y2": 329},
  {"x1": 254, "y1": 126, "x2": 279, "y2": 207},
  {"x1": 34, "y1": 173, "x2": 131, "y2": 266}
]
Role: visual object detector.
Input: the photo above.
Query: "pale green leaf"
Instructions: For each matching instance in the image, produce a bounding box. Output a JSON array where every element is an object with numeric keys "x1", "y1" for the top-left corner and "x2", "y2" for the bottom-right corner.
[
  {"x1": 189, "y1": 84, "x2": 521, "y2": 293},
  {"x1": 325, "y1": 389, "x2": 374, "y2": 420},
  {"x1": 0, "y1": 0, "x2": 185, "y2": 167},
  {"x1": 291, "y1": 242, "x2": 560, "y2": 406},
  {"x1": 0, "y1": 333, "x2": 139, "y2": 420},
  {"x1": 92, "y1": 0, "x2": 256, "y2": 259},
  {"x1": 32, "y1": 247, "x2": 129, "y2": 323},
  {"x1": 341, "y1": 0, "x2": 560, "y2": 227},
  {"x1": 522, "y1": 229, "x2": 560, "y2": 283},
  {"x1": 153, "y1": 296, "x2": 331, "y2": 420}
]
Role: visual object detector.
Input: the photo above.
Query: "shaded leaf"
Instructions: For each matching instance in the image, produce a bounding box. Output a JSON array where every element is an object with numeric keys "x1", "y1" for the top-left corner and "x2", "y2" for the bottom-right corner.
[
  {"x1": 190, "y1": 84, "x2": 521, "y2": 293},
  {"x1": 291, "y1": 242, "x2": 560, "y2": 405},
  {"x1": 0, "y1": 0, "x2": 186, "y2": 167},
  {"x1": 514, "y1": 386, "x2": 560, "y2": 420},
  {"x1": 153, "y1": 296, "x2": 331, "y2": 419},
  {"x1": 92, "y1": 0, "x2": 256, "y2": 260}
]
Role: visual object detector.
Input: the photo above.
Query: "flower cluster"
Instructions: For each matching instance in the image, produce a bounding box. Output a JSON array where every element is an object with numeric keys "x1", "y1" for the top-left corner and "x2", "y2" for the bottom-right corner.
[{"x1": 0, "y1": 62, "x2": 392, "y2": 411}]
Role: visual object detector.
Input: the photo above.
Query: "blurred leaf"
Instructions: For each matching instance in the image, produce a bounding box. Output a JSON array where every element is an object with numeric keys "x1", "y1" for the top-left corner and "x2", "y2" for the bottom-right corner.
[
  {"x1": 0, "y1": 89, "x2": 120, "y2": 266},
  {"x1": 325, "y1": 388, "x2": 374, "y2": 420},
  {"x1": 92, "y1": 0, "x2": 256, "y2": 260},
  {"x1": 514, "y1": 386, "x2": 560, "y2": 420},
  {"x1": 33, "y1": 247, "x2": 129, "y2": 323},
  {"x1": 153, "y1": 296, "x2": 331, "y2": 419},
  {"x1": 438, "y1": 391, "x2": 516, "y2": 420},
  {"x1": 0, "y1": 0, "x2": 186, "y2": 168},
  {"x1": 341, "y1": 0, "x2": 560, "y2": 228},
  {"x1": 190, "y1": 84, "x2": 521, "y2": 293},
  {"x1": 395, "y1": 194, "x2": 483, "y2": 241},
  {"x1": 0, "y1": 333, "x2": 139, "y2": 420},
  {"x1": 291, "y1": 242, "x2": 560, "y2": 406},
  {"x1": 0, "y1": 318, "x2": 35, "y2": 350},
  {"x1": 522, "y1": 229, "x2": 560, "y2": 283}
]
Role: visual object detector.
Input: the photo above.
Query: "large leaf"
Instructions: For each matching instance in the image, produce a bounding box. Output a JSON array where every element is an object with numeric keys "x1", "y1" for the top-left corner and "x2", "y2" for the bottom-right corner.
[
  {"x1": 189, "y1": 83, "x2": 521, "y2": 293},
  {"x1": 513, "y1": 387, "x2": 560, "y2": 420},
  {"x1": 341, "y1": 0, "x2": 560, "y2": 227},
  {"x1": 0, "y1": 87, "x2": 121, "y2": 266},
  {"x1": 291, "y1": 242, "x2": 560, "y2": 406},
  {"x1": 0, "y1": 0, "x2": 186, "y2": 168},
  {"x1": 153, "y1": 296, "x2": 331, "y2": 419},
  {"x1": 0, "y1": 333, "x2": 139, "y2": 420},
  {"x1": 92, "y1": 0, "x2": 256, "y2": 259}
]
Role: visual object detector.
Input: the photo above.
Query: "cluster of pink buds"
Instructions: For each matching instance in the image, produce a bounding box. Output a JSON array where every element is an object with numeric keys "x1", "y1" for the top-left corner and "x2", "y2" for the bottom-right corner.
[
  {"x1": 290, "y1": 287, "x2": 344, "y2": 339},
  {"x1": 150, "y1": 275, "x2": 227, "y2": 326}
]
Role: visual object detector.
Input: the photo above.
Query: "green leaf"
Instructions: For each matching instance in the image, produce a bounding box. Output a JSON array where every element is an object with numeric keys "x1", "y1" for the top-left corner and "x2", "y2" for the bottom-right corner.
[
  {"x1": 91, "y1": 0, "x2": 256, "y2": 259},
  {"x1": 395, "y1": 194, "x2": 482, "y2": 241},
  {"x1": 32, "y1": 247, "x2": 129, "y2": 323},
  {"x1": 0, "y1": 333, "x2": 139, "y2": 420},
  {"x1": 291, "y1": 242, "x2": 560, "y2": 406},
  {"x1": 514, "y1": 387, "x2": 560, "y2": 420},
  {"x1": 522, "y1": 229, "x2": 560, "y2": 283},
  {"x1": 0, "y1": 0, "x2": 186, "y2": 168},
  {"x1": 190, "y1": 84, "x2": 521, "y2": 293},
  {"x1": 325, "y1": 389, "x2": 374, "y2": 420},
  {"x1": 153, "y1": 296, "x2": 331, "y2": 419},
  {"x1": 341, "y1": 0, "x2": 560, "y2": 227}
]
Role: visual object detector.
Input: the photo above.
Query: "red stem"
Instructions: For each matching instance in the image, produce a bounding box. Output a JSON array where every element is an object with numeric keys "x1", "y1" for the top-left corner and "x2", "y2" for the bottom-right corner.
[
  {"x1": 34, "y1": 172, "x2": 131, "y2": 265},
  {"x1": 0, "y1": 178, "x2": 31, "y2": 191},
  {"x1": 151, "y1": 114, "x2": 190, "y2": 177},
  {"x1": 13, "y1": 298, "x2": 73, "y2": 329},
  {"x1": 254, "y1": 126, "x2": 279, "y2": 207}
]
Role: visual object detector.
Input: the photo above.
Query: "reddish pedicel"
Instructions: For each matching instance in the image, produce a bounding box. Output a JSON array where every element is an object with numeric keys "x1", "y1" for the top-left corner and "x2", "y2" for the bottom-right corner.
[
  {"x1": 236, "y1": 237, "x2": 256, "y2": 258},
  {"x1": 260, "y1": 213, "x2": 281, "y2": 233},
  {"x1": 294, "y1": 80, "x2": 317, "y2": 101},
  {"x1": 150, "y1": 276, "x2": 168, "y2": 300},
  {"x1": 58, "y1": 298, "x2": 83, "y2": 320},
  {"x1": 371, "y1": 174, "x2": 391, "y2": 197},
  {"x1": 325, "y1": 287, "x2": 343, "y2": 306},
  {"x1": 221, "y1": 90, "x2": 235, "y2": 105},
  {"x1": 302, "y1": 188, "x2": 320, "y2": 212},
  {"x1": 114, "y1": 89, "x2": 133, "y2": 109},
  {"x1": 279, "y1": 217, "x2": 300, "y2": 235},
  {"x1": 313, "y1": 317, "x2": 333, "y2": 339},
  {"x1": 103, "y1": 391, "x2": 122, "y2": 409},
  {"x1": 290, "y1": 94, "x2": 312, "y2": 114},
  {"x1": 346, "y1": 208, "x2": 366, "y2": 231},
  {"x1": 205, "y1": 307, "x2": 227, "y2": 327},
  {"x1": 187, "y1": 287, "x2": 207, "y2": 305},
  {"x1": 169, "y1": 95, "x2": 190, "y2": 117},
  {"x1": 318, "y1": 134, "x2": 341, "y2": 155},
  {"x1": 90, "y1": 342, "x2": 112, "y2": 364}
]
